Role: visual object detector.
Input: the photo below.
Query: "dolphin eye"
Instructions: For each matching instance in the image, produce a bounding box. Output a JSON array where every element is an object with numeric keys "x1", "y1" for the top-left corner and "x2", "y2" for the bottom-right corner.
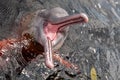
[
  {"x1": 38, "y1": 12, "x2": 45, "y2": 17},
  {"x1": 43, "y1": 21, "x2": 48, "y2": 27}
]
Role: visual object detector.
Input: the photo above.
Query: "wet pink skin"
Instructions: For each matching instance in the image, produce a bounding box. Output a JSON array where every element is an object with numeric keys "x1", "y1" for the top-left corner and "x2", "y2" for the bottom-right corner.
[
  {"x1": 44, "y1": 13, "x2": 88, "y2": 41},
  {"x1": 44, "y1": 13, "x2": 88, "y2": 69}
]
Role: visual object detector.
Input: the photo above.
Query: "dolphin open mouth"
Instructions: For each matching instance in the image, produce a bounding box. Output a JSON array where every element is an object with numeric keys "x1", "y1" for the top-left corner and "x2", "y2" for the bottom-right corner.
[
  {"x1": 44, "y1": 13, "x2": 88, "y2": 41},
  {"x1": 43, "y1": 12, "x2": 88, "y2": 69}
]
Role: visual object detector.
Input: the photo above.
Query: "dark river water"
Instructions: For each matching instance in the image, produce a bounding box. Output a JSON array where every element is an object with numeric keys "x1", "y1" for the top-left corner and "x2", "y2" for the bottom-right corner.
[{"x1": 0, "y1": 0, "x2": 120, "y2": 80}]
